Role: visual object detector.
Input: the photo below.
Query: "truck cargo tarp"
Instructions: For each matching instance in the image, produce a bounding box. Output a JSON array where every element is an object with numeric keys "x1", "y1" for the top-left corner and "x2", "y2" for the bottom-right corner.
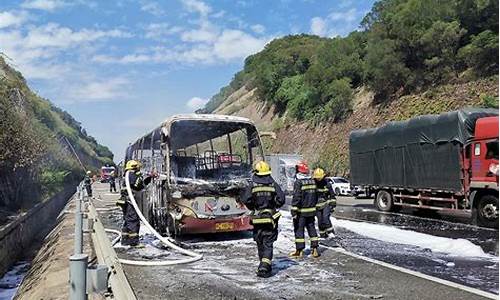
[{"x1": 349, "y1": 108, "x2": 498, "y2": 191}]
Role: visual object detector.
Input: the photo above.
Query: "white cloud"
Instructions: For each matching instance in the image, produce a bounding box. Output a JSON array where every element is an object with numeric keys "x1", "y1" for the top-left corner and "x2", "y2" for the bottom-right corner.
[
  {"x1": 181, "y1": 0, "x2": 212, "y2": 17},
  {"x1": 213, "y1": 30, "x2": 268, "y2": 61},
  {"x1": 329, "y1": 8, "x2": 357, "y2": 22},
  {"x1": 140, "y1": 0, "x2": 165, "y2": 16},
  {"x1": 0, "y1": 23, "x2": 131, "y2": 81},
  {"x1": 250, "y1": 24, "x2": 265, "y2": 34},
  {"x1": 68, "y1": 77, "x2": 130, "y2": 102},
  {"x1": 310, "y1": 17, "x2": 327, "y2": 36},
  {"x1": 144, "y1": 23, "x2": 183, "y2": 40},
  {"x1": 21, "y1": 0, "x2": 68, "y2": 11},
  {"x1": 186, "y1": 97, "x2": 208, "y2": 110},
  {"x1": 180, "y1": 21, "x2": 218, "y2": 43},
  {"x1": 0, "y1": 11, "x2": 29, "y2": 29}
]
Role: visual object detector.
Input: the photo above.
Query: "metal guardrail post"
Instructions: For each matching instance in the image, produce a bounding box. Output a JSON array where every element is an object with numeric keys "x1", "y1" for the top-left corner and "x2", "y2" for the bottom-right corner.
[
  {"x1": 74, "y1": 185, "x2": 83, "y2": 255},
  {"x1": 69, "y1": 253, "x2": 88, "y2": 300}
]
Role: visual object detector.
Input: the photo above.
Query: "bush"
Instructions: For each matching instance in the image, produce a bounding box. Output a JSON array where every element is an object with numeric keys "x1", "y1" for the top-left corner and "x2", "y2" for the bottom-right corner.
[{"x1": 481, "y1": 94, "x2": 499, "y2": 108}]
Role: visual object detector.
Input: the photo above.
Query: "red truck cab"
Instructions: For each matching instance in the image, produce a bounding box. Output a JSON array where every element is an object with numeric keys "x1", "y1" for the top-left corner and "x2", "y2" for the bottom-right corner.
[{"x1": 467, "y1": 116, "x2": 498, "y2": 227}]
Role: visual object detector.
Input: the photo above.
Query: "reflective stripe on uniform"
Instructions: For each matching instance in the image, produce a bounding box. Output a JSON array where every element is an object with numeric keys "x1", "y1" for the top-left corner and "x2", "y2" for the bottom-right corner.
[
  {"x1": 319, "y1": 230, "x2": 327, "y2": 234},
  {"x1": 121, "y1": 232, "x2": 138, "y2": 237},
  {"x1": 255, "y1": 209, "x2": 274, "y2": 215},
  {"x1": 310, "y1": 237, "x2": 319, "y2": 241},
  {"x1": 328, "y1": 199, "x2": 337, "y2": 205},
  {"x1": 252, "y1": 186, "x2": 276, "y2": 193},
  {"x1": 116, "y1": 200, "x2": 126, "y2": 204},
  {"x1": 252, "y1": 218, "x2": 274, "y2": 224},
  {"x1": 291, "y1": 206, "x2": 298, "y2": 211},
  {"x1": 261, "y1": 258, "x2": 272, "y2": 265},
  {"x1": 317, "y1": 188, "x2": 328, "y2": 192},
  {"x1": 272, "y1": 212, "x2": 281, "y2": 219},
  {"x1": 301, "y1": 184, "x2": 316, "y2": 191},
  {"x1": 295, "y1": 238, "x2": 305, "y2": 243},
  {"x1": 316, "y1": 202, "x2": 328, "y2": 209},
  {"x1": 298, "y1": 207, "x2": 316, "y2": 213}
]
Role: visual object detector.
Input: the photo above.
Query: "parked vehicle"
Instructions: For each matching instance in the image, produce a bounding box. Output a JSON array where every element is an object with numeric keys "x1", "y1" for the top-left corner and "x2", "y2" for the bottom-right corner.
[
  {"x1": 349, "y1": 109, "x2": 499, "y2": 228},
  {"x1": 351, "y1": 185, "x2": 373, "y2": 198},
  {"x1": 100, "y1": 165, "x2": 115, "y2": 183},
  {"x1": 265, "y1": 154, "x2": 303, "y2": 195},
  {"x1": 124, "y1": 114, "x2": 264, "y2": 236},
  {"x1": 327, "y1": 177, "x2": 351, "y2": 196}
]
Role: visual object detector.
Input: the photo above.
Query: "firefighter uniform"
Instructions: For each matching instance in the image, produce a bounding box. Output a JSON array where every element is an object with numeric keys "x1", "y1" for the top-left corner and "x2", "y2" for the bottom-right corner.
[
  {"x1": 290, "y1": 163, "x2": 320, "y2": 258},
  {"x1": 109, "y1": 172, "x2": 117, "y2": 193},
  {"x1": 242, "y1": 161, "x2": 285, "y2": 278},
  {"x1": 84, "y1": 171, "x2": 92, "y2": 197},
  {"x1": 117, "y1": 160, "x2": 153, "y2": 246},
  {"x1": 314, "y1": 169, "x2": 336, "y2": 238}
]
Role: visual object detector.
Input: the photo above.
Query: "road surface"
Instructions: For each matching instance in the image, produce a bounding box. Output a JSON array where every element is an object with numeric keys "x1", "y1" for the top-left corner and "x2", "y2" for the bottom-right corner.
[{"x1": 91, "y1": 183, "x2": 498, "y2": 299}]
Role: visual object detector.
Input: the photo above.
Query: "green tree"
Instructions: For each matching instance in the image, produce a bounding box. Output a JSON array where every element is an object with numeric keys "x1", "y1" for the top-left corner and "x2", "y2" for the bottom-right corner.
[{"x1": 458, "y1": 30, "x2": 499, "y2": 75}]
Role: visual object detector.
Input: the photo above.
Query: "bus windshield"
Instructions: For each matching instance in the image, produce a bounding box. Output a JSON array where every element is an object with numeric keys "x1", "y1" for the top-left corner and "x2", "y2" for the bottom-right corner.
[{"x1": 169, "y1": 119, "x2": 264, "y2": 183}]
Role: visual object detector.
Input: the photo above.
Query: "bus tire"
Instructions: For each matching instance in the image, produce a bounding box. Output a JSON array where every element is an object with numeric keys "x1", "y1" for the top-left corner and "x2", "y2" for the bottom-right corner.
[
  {"x1": 473, "y1": 194, "x2": 499, "y2": 229},
  {"x1": 375, "y1": 190, "x2": 394, "y2": 212}
]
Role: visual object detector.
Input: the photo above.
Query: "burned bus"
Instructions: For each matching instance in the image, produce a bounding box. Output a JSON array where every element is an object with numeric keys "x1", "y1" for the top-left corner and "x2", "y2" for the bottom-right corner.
[{"x1": 124, "y1": 114, "x2": 265, "y2": 236}]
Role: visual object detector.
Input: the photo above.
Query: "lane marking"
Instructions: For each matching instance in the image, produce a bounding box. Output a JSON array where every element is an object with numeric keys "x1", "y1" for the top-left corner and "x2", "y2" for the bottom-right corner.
[{"x1": 322, "y1": 245, "x2": 498, "y2": 299}]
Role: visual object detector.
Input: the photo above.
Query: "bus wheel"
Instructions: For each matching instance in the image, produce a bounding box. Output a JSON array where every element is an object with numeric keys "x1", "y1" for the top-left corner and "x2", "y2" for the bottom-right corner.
[
  {"x1": 474, "y1": 195, "x2": 499, "y2": 228},
  {"x1": 375, "y1": 190, "x2": 394, "y2": 212}
]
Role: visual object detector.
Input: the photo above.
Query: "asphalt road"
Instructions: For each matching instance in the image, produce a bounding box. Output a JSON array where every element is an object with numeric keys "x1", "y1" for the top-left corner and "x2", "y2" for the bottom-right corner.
[{"x1": 91, "y1": 184, "x2": 497, "y2": 300}]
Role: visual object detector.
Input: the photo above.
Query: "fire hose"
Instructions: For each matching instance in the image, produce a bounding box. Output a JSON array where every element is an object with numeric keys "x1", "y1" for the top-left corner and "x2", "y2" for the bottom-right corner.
[{"x1": 104, "y1": 170, "x2": 203, "y2": 266}]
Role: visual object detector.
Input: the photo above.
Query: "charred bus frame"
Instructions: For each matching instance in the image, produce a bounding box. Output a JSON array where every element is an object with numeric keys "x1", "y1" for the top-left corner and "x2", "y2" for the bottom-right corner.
[{"x1": 124, "y1": 114, "x2": 265, "y2": 236}]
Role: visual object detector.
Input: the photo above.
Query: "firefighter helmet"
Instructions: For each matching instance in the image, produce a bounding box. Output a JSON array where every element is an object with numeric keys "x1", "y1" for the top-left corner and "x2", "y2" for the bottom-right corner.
[
  {"x1": 296, "y1": 161, "x2": 310, "y2": 175},
  {"x1": 254, "y1": 161, "x2": 271, "y2": 176},
  {"x1": 86, "y1": 171, "x2": 91, "y2": 175},
  {"x1": 313, "y1": 168, "x2": 326, "y2": 180},
  {"x1": 125, "y1": 160, "x2": 141, "y2": 171}
]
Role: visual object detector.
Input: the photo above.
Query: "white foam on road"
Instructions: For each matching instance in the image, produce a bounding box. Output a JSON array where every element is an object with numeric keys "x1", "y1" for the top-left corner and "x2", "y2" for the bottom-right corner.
[{"x1": 333, "y1": 218, "x2": 493, "y2": 259}]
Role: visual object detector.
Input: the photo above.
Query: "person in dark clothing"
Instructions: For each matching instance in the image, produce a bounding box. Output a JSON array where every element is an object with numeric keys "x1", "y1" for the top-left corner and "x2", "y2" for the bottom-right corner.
[
  {"x1": 313, "y1": 168, "x2": 336, "y2": 238},
  {"x1": 109, "y1": 171, "x2": 117, "y2": 193},
  {"x1": 84, "y1": 171, "x2": 93, "y2": 197},
  {"x1": 242, "y1": 161, "x2": 285, "y2": 278},
  {"x1": 290, "y1": 162, "x2": 320, "y2": 258},
  {"x1": 116, "y1": 160, "x2": 155, "y2": 247}
]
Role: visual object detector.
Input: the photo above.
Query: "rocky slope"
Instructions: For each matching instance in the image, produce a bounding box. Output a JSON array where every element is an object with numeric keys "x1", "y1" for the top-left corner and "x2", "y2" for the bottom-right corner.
[
  {"x1": 212, "y1": 76, "x2": 498, "y2": 176},
  {"x1": 0, "y1": 56, "x2": 113, "y2": 215}
]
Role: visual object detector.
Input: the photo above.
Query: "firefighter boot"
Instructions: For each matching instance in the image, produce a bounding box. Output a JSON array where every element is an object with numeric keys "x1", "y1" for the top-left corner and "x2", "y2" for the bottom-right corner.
[
  {"x1": 311, "y1": 248, "x2": 321, "y2": 258},
  {"x1": 289, "y1": 250, "x2": 304, "y2": 259},
  {"x1": 256, "y1": 262, "x2": 272, "y2": 278}
]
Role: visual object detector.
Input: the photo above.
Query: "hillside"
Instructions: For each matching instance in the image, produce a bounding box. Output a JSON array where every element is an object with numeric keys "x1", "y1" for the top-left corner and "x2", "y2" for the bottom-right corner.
[
  {"x1": 0, "y1": 56, "x2": 113, "y2": 215},
  {"x1": 201, "y1": 0, "x2": 499, "y2": 176}
]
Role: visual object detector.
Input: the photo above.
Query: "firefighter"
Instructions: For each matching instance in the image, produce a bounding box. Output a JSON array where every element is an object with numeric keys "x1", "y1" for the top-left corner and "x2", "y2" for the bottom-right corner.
[
  {"x1": 84, "y1": 171, "x2": 93, "y2": 197},
  {"x1": 116, "y1": 160, "x2": 155, "y2": 247},
  {"x1": 289, "y1": 162, "x2": 320, "y2": 258},
  {"x1": 242, "y1": 161, "x2": 285, "y2": 278},
  {"x1": 313, "y1": 168, "x2": 336, "y2": 238},
  {"x1": 109, "y1": 171, "x2": 117, "y2": 193}
]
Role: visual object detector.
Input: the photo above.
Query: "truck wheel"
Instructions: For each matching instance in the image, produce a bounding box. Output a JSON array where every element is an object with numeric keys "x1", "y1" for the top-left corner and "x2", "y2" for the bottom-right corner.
[
  {"x1": 474, "y1": 195, "x2": 499, "y2": 228},
  {"x1": 375, "y1": 190, "x2": 394, "y2": 212}
]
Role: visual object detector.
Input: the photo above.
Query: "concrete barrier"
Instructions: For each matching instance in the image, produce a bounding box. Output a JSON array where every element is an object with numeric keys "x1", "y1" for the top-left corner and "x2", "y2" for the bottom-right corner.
[{"x1": 0, "y1": 185, "x2": 76, "y2": 277}]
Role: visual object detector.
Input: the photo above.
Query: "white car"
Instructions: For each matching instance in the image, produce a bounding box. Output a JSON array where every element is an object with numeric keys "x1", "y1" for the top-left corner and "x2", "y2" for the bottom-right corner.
[{"x1": 327, "y1": 177, "x2": 351, "y2": 196}]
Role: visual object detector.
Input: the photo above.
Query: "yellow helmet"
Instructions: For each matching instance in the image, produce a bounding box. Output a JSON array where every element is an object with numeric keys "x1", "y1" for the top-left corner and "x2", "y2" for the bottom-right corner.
[
  {"x1": 254, "y1": 161, "x2": 271, "y2": 176},
  {"x1": 125, "y1": 160, "x2": 141, "y2": 171},
  {"x1": 313, "y1": 168, "x2": 326, "y2": 180}
]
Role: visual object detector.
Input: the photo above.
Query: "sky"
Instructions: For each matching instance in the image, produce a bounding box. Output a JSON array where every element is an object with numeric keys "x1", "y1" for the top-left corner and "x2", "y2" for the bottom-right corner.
[{"x1": 0, "y1": 0, "x2": 375, "y2": 160}]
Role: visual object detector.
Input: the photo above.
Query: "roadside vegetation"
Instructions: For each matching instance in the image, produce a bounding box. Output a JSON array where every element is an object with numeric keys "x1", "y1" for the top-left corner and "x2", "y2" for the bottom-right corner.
[
  {"x1": 0, "y1": 57, "x2": 113, "y2": 222},
  {"x1": 201, "y1": 0, "x2": 498, "y2": 124}
]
